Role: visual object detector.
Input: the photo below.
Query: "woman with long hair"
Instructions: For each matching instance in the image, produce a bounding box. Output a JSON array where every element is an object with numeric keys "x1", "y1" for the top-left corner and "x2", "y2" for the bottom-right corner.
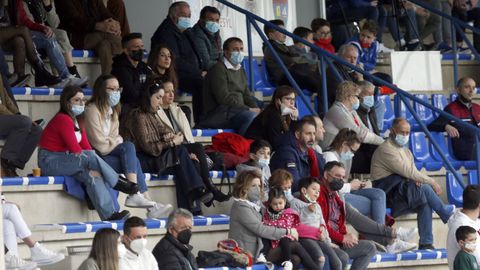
[
  {"x1": 147, "y1": 45, "x2": 178, "y2": 90},
  {"x1": 78, "y1": 228, "x2": 124, "y2": 270}
]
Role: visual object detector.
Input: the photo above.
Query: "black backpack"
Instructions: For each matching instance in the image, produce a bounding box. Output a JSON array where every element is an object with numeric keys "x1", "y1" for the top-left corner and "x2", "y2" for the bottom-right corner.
[{"x1": 196, "y1": 250, "x2": 244, "y2": 268}]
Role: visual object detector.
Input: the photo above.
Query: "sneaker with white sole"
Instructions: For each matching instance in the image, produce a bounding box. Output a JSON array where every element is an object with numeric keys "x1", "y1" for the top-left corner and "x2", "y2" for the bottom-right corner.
[
  {"x1": 256, "y1": 253, "x2": 267, "y2": 263},
  {"x1": 125, "y1": 193, "x2": 156, "y2": 208},
  {"x1": 386, "y1": 239, "x2": 417, "y2": 254},
  {"x1": 397, "y1": 227, "x2": 418, "y2": 242},
  {"x1": 5, "y1": 252, "x2": 38, "y2": 270},
  {"x1": 281, "y1": 260, "x2": 293, "y2": 270},
  {"x1": 30, "y1": 242, "x2": 65, "y2": 265},
  {"x1": 66, "y1": 75, "x2": 89, "y2": 87},
  {"x1": 147, "y1": 203, "x2": 174, "y2": 218}
]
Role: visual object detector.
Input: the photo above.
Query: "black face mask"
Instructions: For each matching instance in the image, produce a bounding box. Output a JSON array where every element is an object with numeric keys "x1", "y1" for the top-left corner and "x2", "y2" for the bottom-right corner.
[
  {"x1": 177, "y1": 229, "x2": 192, "y2": 245},
  {"x1": 328, "y1": 178, "x2": 344, "y2": 191},
  {"x1": 130, "y1": 49, "x2": 144, "y2": 62}
]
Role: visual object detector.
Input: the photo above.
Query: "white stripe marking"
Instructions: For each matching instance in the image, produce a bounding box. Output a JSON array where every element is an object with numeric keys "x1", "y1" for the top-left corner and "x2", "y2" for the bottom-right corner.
[
  {"x1": 48, "y1": 88, "x2": 55, "y2": 95},
  {"x1": 416, "y1": 252, "x2": 422, "y2": 260},
  {"x1": 436, "y1": 251, "x2": 442, "y2": 259},
  {"x1": 85, "y1": 224, "x2": 93, "y2": 233},
  {"x1": 48, "y1": 176, "x2": 55, "y2": 185},
  {"x1": 197, "y1": 130, "x2": 202, "y2": 136},
  {"x1": 83, "y1": 51, "x2": 89, "y2": 58},
  {"x1": 206, "y1": 217, "x2": 212, "y2": 226},
  {"x1": 25, "y1": 87, "x2": 32, "y2": 95},
  {"x1": 375, "y1": 254, "x2": 382, "y2": 263},
  {"x1": 22, "y1": 177, "x2": 29, "y2": 185}
]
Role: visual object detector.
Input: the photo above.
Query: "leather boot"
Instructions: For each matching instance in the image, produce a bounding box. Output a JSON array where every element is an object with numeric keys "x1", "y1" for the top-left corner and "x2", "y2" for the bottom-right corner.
[
  {"x1": 32, "y1": 59, "x2": 61, "y2": 87},
  {"x1": 113, "y1": 176, "x2": 139, "y2": 195},
  {"x1": 203, "y1": 177, "x2": 230, "y2": 202}
]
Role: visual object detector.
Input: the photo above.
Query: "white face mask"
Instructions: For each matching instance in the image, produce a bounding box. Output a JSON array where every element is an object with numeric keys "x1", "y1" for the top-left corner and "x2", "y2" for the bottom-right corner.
[
  {"x1": 465, "y1": 242, "x2": 477, "y2": 252},
  {"x1": 280, "y1": 104, "x2": 294, "y2": 116},
  {"x1": 129, "y1": 238, "x2": 147, "y2": 254},
  {"x1": 117, "y1": 243, "x2": 127, "y2": 258}
]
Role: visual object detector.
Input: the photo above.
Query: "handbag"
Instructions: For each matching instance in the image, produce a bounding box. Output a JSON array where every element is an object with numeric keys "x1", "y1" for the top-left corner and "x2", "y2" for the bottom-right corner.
[{"x1": 155, "y1": 146, "x2": 180, "y2": 174}]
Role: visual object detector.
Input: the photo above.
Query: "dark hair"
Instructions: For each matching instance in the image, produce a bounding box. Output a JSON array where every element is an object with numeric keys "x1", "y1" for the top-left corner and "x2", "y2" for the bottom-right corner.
[
  {"x1": 138, "y1": 81, "x2": 163, "y2": 112},
  {"x1": 310, "y1": 18, "x2": 330, "y2": 32},
  {"x1": 298, "y1": 177, "x2": 321, "y2": 190},
  {"x1": 293, "y1": 27, "x2": 313, "y2": 41},
  {"x1": 463, "y1": 184, "x2": 480, "y2": 210},
  {"x1": 59, "y1": 85, "x2": 84, "y2": 120},
  {"x1": 124, "y1": 216, "x2": 146, "y2": 236},
  {"x1": 456, "y1": 225, "x2": 477, "y2": 242},
  {"x1": 223, "y1": 37, "x2": 243, "y2": 51},
  {"x1": 200, "y1": 6, "x2": 220, "y2": 20},
  {"x1": 267, "y1": 187, "x2": 288, "y2": 205},
  {"x1": 361, "y1": 20, "x2": 378, "y2": 35},
  {"x1": 293, "y1": 117, "x2": 316, "y2": 133},
  {"x1": 329, "y1": 128, "x2": 360, "y2": 151},
  {"x1": 457, "y1": 77, "x2": 474, "y2": 88},
  {"x1": 250, "y1": 139, "x2": 271, "y2": 154},
  {"x1": 264, "y1": 19, "x2": 284, "y2": 37},
  {"x1": 89, "y1": 228, "x2": 120, "y2": 270},
  {"x1": 89, "y1": 74, "x2": 121, "y2": 121},
  {"x1": 168, "y1": 1, "x2": 189, "y2": 17},
  {"x1": 262, "y1": 85, "x2": 296, "y2": 132},
  {"x1": 121, "y1": 32, "x2": 142, "y2": 48},
  {"x1": 147, "y1": 45, "x2": 178, "y2": 90},
  {"x1": 324, "y1": 161, "x2": 345, "y2": 173}
]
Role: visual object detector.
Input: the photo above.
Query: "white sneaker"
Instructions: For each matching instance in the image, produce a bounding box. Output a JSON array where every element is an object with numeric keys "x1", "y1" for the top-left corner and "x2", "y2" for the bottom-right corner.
[
  {"x1": 397, "y1": 227, "x2": 418, "y2": 242},
  {"x1": 125, "y1": 193, "x2": 156, "y2": 208},
  {"x1": 65, "y1": 75, "x2": 89, "y2": 87},
  {"x1": 386, "y1": 239, "x2": 417, "y2": 254},
  {"x1": 5, "y1": 252, "x2": 38, "y2": 270},
  {"x1": 256, "y1": 253, "x2": 267, "y2": 263},
  {"x1": 147, "y1": 203, "x2": 173, "y2": 218},
  {"x1": 281, "y1": 260, "x2": 293, "y2": 270},
  {"x1": 378, "y1": 43, "x2": 394, "y2": 53},
  {"x1": 30, "y1": 242, "x2": 65, "y2": 265}
]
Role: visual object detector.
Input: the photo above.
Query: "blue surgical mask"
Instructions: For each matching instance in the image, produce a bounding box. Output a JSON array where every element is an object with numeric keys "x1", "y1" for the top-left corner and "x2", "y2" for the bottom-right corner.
[
  {"x1": 177, "y1": 17, "x2": 191, "y2": 30},
  {"x1": 258, "y1": 158, "x2": 270, "y2": 167},
  {"x1": 230, "y1": 51, "x2": 244, "y2": 66},
  {"x1": 284, "y1": 189, "x2": 293, "y2": 201},
  {"x1": 71, "y1": 105, "x2": 84, "y2": 116},
  {"x1": 362, "y1": 95, "x2": 374, "y2": 108},
  {"x1": 205, "y1": 21, "x2": 220, "y2": 33},
  {"x1": 395, "y1": 134, "x2": 409, "y2": 147},
  {"x1": 352, "y1": 100, "x2": 360, "y2": 110},
  {"x1": 340, "y1": 150, "x2": 355, "y2": 161},
  {"x1": 108, "y1": 91, "x2": 121, "y2": 107}
]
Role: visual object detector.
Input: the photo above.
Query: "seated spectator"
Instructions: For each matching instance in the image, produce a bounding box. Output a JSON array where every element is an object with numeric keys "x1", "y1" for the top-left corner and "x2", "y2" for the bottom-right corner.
[
  {"x1": 311, "y1": 18, "x2": 335, "y2": 54},
  {"x1": 236, "y1": 139, "x2": 273, "y2": 196},
  {"x1": 150, "y1": 1, "x2": 204, "y2": 123},
  {"x1": 451, "y1": 0, "x2": 480, "y2": 52},
  {"x1": 228, "y1": 170, "x2": 304, "y2": 266},
  {"x1": 303, "y1": 115, "x2": 326, "y2": 155},
  {"x1": 111, "y1": 32, "x2": 151, "y2": 112},
  {"x1": 121, "y1": 82, "x2": 213, "y2": 213},
  {"x1": 0, "y1": 75, "x2": 42, "y2": 177},
  {"x1": 196, "y1": 37, "x2": 260, "y2": 135},
  {"x1": 153, "y1": 208, "x2": 197, "y2": 270},
  {"x1": 322, "y1": 81, "x2": 384, "y2": 149},
  {"x1": 192, "y1": 6, "x2": 222, "y2": 71},
  {"x1": 38, "y1": 86, "x2": 136, "y2": 221},
  {"x1": 428, "y1": 77, "x2": 479, "y2": 161},
  {"x1": 56, "y1": 0, "x2": 122, "y2": 75},
  {"x1": 120, "y1": 216, "x2": 158, "y2": 270},
  {"x1": 158, "y1": 80, "x2": 229, "y2": 203},
  {"x1": 147, "y1": 45, "x2": 178, "y2": 89},
  {"x1": 371, "y1": 118, "x2": 455, "y2": 249},
  {"x1": 270, "y1": 117, "x2": 325, "y2": 191},
  {"x1": 290, "y1": 27, "x2": 319, "y2": 66},
  {"x1": 453, "y1": 226, "x2": 480, "y2": 270},
  {"x1": 84, "y1": 75, "x2": 173, "y2": 218},
  {"x1": 323, "y1": 128, "x2": 361, "y2": 178},
  {"x1": 416, "y1": 0, "x2": 441, "y2": 49},
  {"x1": 447, "y1": 185, "x2": 480, "y2": 270},
  {"x1": 78, "y1": 228, "x2": 124, "y2": 270},
  {"x1": 3, "y1": 197, "x2": 64, "y2": 269},
  {"x1": 102, "y1": 0, "x2": 130, "y2": 38},
  {"x1": 245, "y1": 85, "x2": 298, "y2": 148}
]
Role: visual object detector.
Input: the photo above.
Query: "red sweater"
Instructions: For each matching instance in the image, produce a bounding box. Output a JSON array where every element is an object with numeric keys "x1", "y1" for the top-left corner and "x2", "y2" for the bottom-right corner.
[
  {"x1": 317, "y1": 183, "x2": 347, "y2": 244},
  {"x1": 16, "y1": 0, "x2": 49, "y2": 34},
  {"x1": 39, "y1": 113, "x2": 92, "y2": 153}
]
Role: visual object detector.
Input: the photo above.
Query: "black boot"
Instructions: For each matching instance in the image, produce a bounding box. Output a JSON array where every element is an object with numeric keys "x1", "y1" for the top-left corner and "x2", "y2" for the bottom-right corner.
[
  {"x1": 105, "y1": 210, "x2": 131, "y2": 221},
  {"x1": 113, "y1": 176, "x2": 139, "y2": 195},
  {"x1": 204, "y1": 177, "x2": 230, "y2": 202},
  {"x1": 32, "y1": 60, "x2": 61, "y2": 87},
  {"x1": 68, "y1": 65, "x2": 81, "y2": 78},
  {"x1": 190, "y1": 187, "x2": 214, "y2": 206}
]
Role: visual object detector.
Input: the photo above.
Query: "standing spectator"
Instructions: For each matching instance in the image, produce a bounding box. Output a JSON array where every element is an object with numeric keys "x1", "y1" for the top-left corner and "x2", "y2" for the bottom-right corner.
[
  {"x1": 56, "y1": 0, "x2": 122, "y2": 75},
  {"x1": 433, "y1": 0, "x2": 452, "y2": 51},
  {"x1": 0, "y1": 75, "x2": 42, "y2": 177},
  {"x1": 311, "y1": 18, "x2": 335, "y2": 54},
  {"x1": 102, "y1": 0, "x2": 130, "y2": 38},
  {"x1": 150, "y1": 1, "x2": 203, "y2": 123},
  {"x1": 191, "y1": 6, "x2": 222, "y2": 71},
  {"x1": 147, "y1": 45, "x2": 178, "y2": 90},
  {"x1": 197, "y1": 37, "x2": 260, "y2": 135},
  {"x1": 152, "y1": 209, "x2": 198, "y2": 270},
  {"x1": 78, "y1": 228, "x2": 124, "y2": 270},
  {"x1": 38, "y1": 86, "x2": 136, "y2": 221},
  {"x1": 120, "y1": 217, "x2": 158, "y2": 270},
  {"x1": 428, "y1": 77, "x2": 480, "y2": 161},
  {"x1": 416, "y1": 0, "x2": 442, "y2": 49},
  {"x1": 371, "y1": 118, "x2": 455, "y2": 249},
  {"x1": 451, "y1": 0, "x2": 480, "y2": 52},
  {"x1": 381, "y1": 1, "x2": 421, "y2": 51}
]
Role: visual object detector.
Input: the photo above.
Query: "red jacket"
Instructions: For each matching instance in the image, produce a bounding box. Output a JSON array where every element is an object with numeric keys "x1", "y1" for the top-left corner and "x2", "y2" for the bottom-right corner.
[
  {"x1": 317, "y1": 183, "x2": 347, "y2": 244},
  {"x1": 39, "y1": 113, "x2": 92, "y2": 153},
  {"x1": 16, "y1": 0, "x2": 49, "y2": 34}
]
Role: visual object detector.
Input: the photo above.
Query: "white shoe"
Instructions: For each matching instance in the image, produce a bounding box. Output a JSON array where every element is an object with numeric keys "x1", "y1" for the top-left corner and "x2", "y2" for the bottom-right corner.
[
  {"x1": 30, "y1": 242, "x2": 65, "y2": 265},
  {"x1": 146, "y1": 203, "x2": 173, "y2": 218},
  {"x1": 65, "y1": 75, "x2": 89, "y2": 87},
  {"x1": 5, "y1": 252, "x2": 38, "y2": 270},
  {"x1": 257, "y1": 253, "x2": 267, "y2": 263},
  {"x1": 281, "y1": 260, "x2": 293, "y2": 270},
  {"x1": 378, "y1": 42, "x2": 394, "y2": 53},
  {"x1": 386, "y1": 239, "x2": 417, "y2": 254},
  {"x1": 397, "y1": 227, "x2": 418, "y2": 242},
  {"x1": 125, "y1": 193, "x2": 156, "y2": 208}
]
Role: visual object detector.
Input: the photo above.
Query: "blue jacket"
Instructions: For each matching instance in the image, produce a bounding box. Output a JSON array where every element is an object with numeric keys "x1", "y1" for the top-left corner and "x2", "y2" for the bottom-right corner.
[{"x1": 349, "y1": 37, "x2": 380, "y2": 72}]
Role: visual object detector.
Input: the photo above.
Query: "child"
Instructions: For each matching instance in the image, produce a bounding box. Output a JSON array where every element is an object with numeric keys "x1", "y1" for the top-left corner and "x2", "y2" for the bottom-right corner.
[
  {"x1": 310, "y1": 18, "x2": 335, "y2": 54},
  {"x1": 454, "y1": 226, "x2": 479, "y2": 270},
  {"x1": 259, "y1": 187, "x2": 320, "y2": 270},
  {"x1": 290, "y1": 27, "x2": 319, "y2": 66},
  {"x1": 236, "y1": 139, "x2": 272, "y2": 197}
]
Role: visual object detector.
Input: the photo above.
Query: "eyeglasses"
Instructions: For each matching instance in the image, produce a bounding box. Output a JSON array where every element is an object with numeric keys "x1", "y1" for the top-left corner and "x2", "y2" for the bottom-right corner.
[
  {"x1": 318, "y1": 31, "x2": 331, "y2": 38},
  {"x1": 106, "y1": 87, "x2": 123, "y2": 93},
  {"x1": 70, "y1": 97, "x2": 87, "y2": 104}
]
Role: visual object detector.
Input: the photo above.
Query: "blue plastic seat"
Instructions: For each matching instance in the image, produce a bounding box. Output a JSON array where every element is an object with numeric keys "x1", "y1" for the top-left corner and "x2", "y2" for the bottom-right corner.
[
  {"x1": 431, "y1": 94, "x2": 448, "y2": 118},
  {"x1": 450, "y1": 93, "x2": 458, "y2": 102},
  {"x1": 414, "y1": 94, "x2": 434, "y2": 128},
  {"x1": 242, "y1": 58, "x2": 276, "y2": 96},
  {"x1": 394, "y1": 95, "x2": 414, "y2": 125},
  {"x1": 429, "y1": 132, "x2": 462, "y2": 169},
  {"x1": 379, "y1": 95, "x2": 394, "y2": 132},
  {"x1": 446, "y1": 171, "x2": 465, "y2": 207},
  {"x1": 469, "y1": 170, "x2": 479, "y2": 185},
  {"x1": 297, "y1": 96, "x2": 313, "y2": 118},
  {"x1": 446, "y1": 136, "x2": 477, "y2": 169},
  {"x1": 409, "y1": 132, "x2": 443, "y2": 171},
  {"x1": 260, "y1": 59, "x2": 276, "y2": 89}
]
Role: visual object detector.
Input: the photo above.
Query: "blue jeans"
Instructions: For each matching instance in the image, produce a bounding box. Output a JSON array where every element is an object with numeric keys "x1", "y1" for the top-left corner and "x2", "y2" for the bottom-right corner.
[
  {"x1": 30, "y1": 31, "x2": 69, "y2": 78},
  {"x1": 102, "y1": 142, "x2": 147, "y2": 193},
  {"x1": 231, "y1": 110, "x2": 258, "y2": 136},
  {"x1": 38, "y1": 149, "x2": 119, "y2": 220},
  {"x1": 345, "y1": 188, "x2": 386, "y2": 224}
]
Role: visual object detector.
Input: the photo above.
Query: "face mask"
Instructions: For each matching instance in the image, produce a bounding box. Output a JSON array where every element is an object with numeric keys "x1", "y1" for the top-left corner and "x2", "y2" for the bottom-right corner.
[
  {"x1": 258, "y1": 158, "x2": 270, "y2": 167},
  {"x1": 284, "y1": 189, "x2": 293, "y2": 201},
  {"x1": 117, "y1": 244, "x2": 127, "y2": 258},
  {"x1": 205, "y1": 21, "x2": 220, "y2": 33},
  {"x1": 360, "y1": 41, "x2": 371, "y2": 49},
  {"x1": 465, "y1": 242, "x2": 477, "y2": 252},
  {"x1": 395, "y1": 134, "x2": 409, "y2": 147},
  {"x1": 247, "y1": 186, "x2": 261, "y2": 202},
  {"x1": 71, "y1": 105, "x2": 84, "y2": 116},
  {"x1": 129, "y1": 238, "x2": 147, "y2": 254},
  {"x1": 230, "y1": 51, "x2": 244, "y2": 66},
  {"x1": 352, "y1": 100, "x2": 360, "y2": 110},
  {"x1": 362, "y1": 95, "x2": 374, "y2": 108},
  {"x1": 328, "y1": 178, "x2": 344, "y2": 191},
  {"x1": 108, "y1": 91, "x2": 121, "y2": 107},
  {"x1": 318, "y1": 37, "x2": 332, "y2": 45},
  {"x1": 303, "y1": 192, "x2": 316, "y2": 203},
  {"x1": 280, "y1": 104, "x2": 294, "y2": 116},
  {"x1": 129, "y1": 49, "x2": 144, "y2": 62},
  {"x1": 177, "y1": 229, "x2": 192, "y2": 245},
  {"x1": 177, "y1": 17, "x2": 191, "y2": 29},
  {"x1": 340, "y1": 150, "x2": 355, "y2": 161}
]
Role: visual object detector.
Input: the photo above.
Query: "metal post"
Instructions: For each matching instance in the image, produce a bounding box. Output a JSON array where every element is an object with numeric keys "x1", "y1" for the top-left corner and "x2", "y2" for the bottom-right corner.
[
  {"x1": 451, "y1": 21, "x2": 459, "y2": 87},
  {"x1": 246, "y1": 19, "x2": 254, "y2": 92},
  {"x1": 455, "y1": 23, "x2": 480, "y2": 62},
  {"x1": 319, "y1": 0, "x2": 327, "y2": 19},
  {"x1": 320, "y1": 56, "x2": 328, "y2": 114},
  {"x1": 325, "y1": 58, "x2": 344, "y2": 83},
  {"x1": 394, "y1": 94, "x2": 401, "y2": 118}
]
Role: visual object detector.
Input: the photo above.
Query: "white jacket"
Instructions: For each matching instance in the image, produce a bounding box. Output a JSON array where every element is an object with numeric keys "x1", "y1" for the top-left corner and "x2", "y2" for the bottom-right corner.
[
  {"x1": 446, "y1": 210, "x2": 480, "y2": 270},
  {"x1": 157, "y1": 103, "x2": 195, "y2": 143},
  {"x1": 120, "y1": 249, "x2": 158, "y2": 270}
]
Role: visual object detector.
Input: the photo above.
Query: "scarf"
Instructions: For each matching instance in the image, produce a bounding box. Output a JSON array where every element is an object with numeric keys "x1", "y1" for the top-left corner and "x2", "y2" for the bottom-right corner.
[{"x1": 307, "y1": 147, "x2": 320, "y2": 178}]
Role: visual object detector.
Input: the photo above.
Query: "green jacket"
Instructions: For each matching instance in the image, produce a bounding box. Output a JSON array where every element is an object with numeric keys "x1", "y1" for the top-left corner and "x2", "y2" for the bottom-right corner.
[{"x1": 191, "y1": 23, "x2": 222, "y2": 71}]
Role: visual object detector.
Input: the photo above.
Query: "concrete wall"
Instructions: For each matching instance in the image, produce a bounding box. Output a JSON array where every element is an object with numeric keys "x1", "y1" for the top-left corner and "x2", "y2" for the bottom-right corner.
[{"x1": 295, "y1": 0, "x2": 321, "y2": 29}]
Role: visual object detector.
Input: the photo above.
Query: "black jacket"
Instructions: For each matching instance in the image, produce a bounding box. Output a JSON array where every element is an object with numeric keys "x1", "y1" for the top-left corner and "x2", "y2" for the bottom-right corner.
[
  {"x1": 111, "y1": 53, "x2": 151, "y2": 106},
  {"x1": 244, "y1": 105, "x2": 290, "y2": 149},
  {"x1": 356, "y1": 104, "x2": 380, "y2": 135},
  {"x1": 152, "y1": 233, "x2": 198, "y2": 270}
]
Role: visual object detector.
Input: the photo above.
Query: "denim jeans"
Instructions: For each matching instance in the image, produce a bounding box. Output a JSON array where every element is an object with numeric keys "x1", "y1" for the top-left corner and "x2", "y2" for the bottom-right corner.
[
  {"x1": 345, "y1": 187, "x2": 386, "y2": 224},
  {"x1": 231, "y1": 110, "x2": 258, "y2": 136},
  {"x1": 38, "y1": 149, "x2": 119, "y2": 220},
  {"x1": 102, "y1": 141, "x2": 147, "y2": 193},
  {"x1": 30, "y1": 31, "x2": 69, "y2": 78}
]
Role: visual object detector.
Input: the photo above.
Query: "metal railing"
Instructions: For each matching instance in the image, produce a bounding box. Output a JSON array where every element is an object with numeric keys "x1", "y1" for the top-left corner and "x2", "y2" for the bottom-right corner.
[{"x1": 214, "y1": 0, "x2": 480, "y2": 187}]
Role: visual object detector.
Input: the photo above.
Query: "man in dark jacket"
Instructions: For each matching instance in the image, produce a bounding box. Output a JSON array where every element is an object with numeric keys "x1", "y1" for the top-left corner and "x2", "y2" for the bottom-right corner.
[
  {"x1": 150, "y1": 1, "x2": 204, "y2": 123},
  {"x1": 153, "y1": 208, "x2": 198, "y2": 270},
  {"x1": 191, "y1": 6, "x2": 222, "y2": 71},
  {"x1": 428, "y1": 77, "x2": 480, "y2": 160}
]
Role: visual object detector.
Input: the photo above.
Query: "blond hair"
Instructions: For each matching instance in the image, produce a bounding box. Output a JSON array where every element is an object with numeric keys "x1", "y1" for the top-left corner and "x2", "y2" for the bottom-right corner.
[
  {"x1": 336, "y1": 81, "x2": 360, "y2": 102},
  {"x1": 232, "y1": 170, "x2": 263, "y2": 200},
  {"x1": 268, "y1": 169, "x2": 293, "y2": 189}
]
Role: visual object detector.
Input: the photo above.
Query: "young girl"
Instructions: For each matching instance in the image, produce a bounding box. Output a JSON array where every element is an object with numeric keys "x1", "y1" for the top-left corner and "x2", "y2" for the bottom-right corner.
[{"x1": 260, "y1": 187, "x2": 321, "y2": 270}]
